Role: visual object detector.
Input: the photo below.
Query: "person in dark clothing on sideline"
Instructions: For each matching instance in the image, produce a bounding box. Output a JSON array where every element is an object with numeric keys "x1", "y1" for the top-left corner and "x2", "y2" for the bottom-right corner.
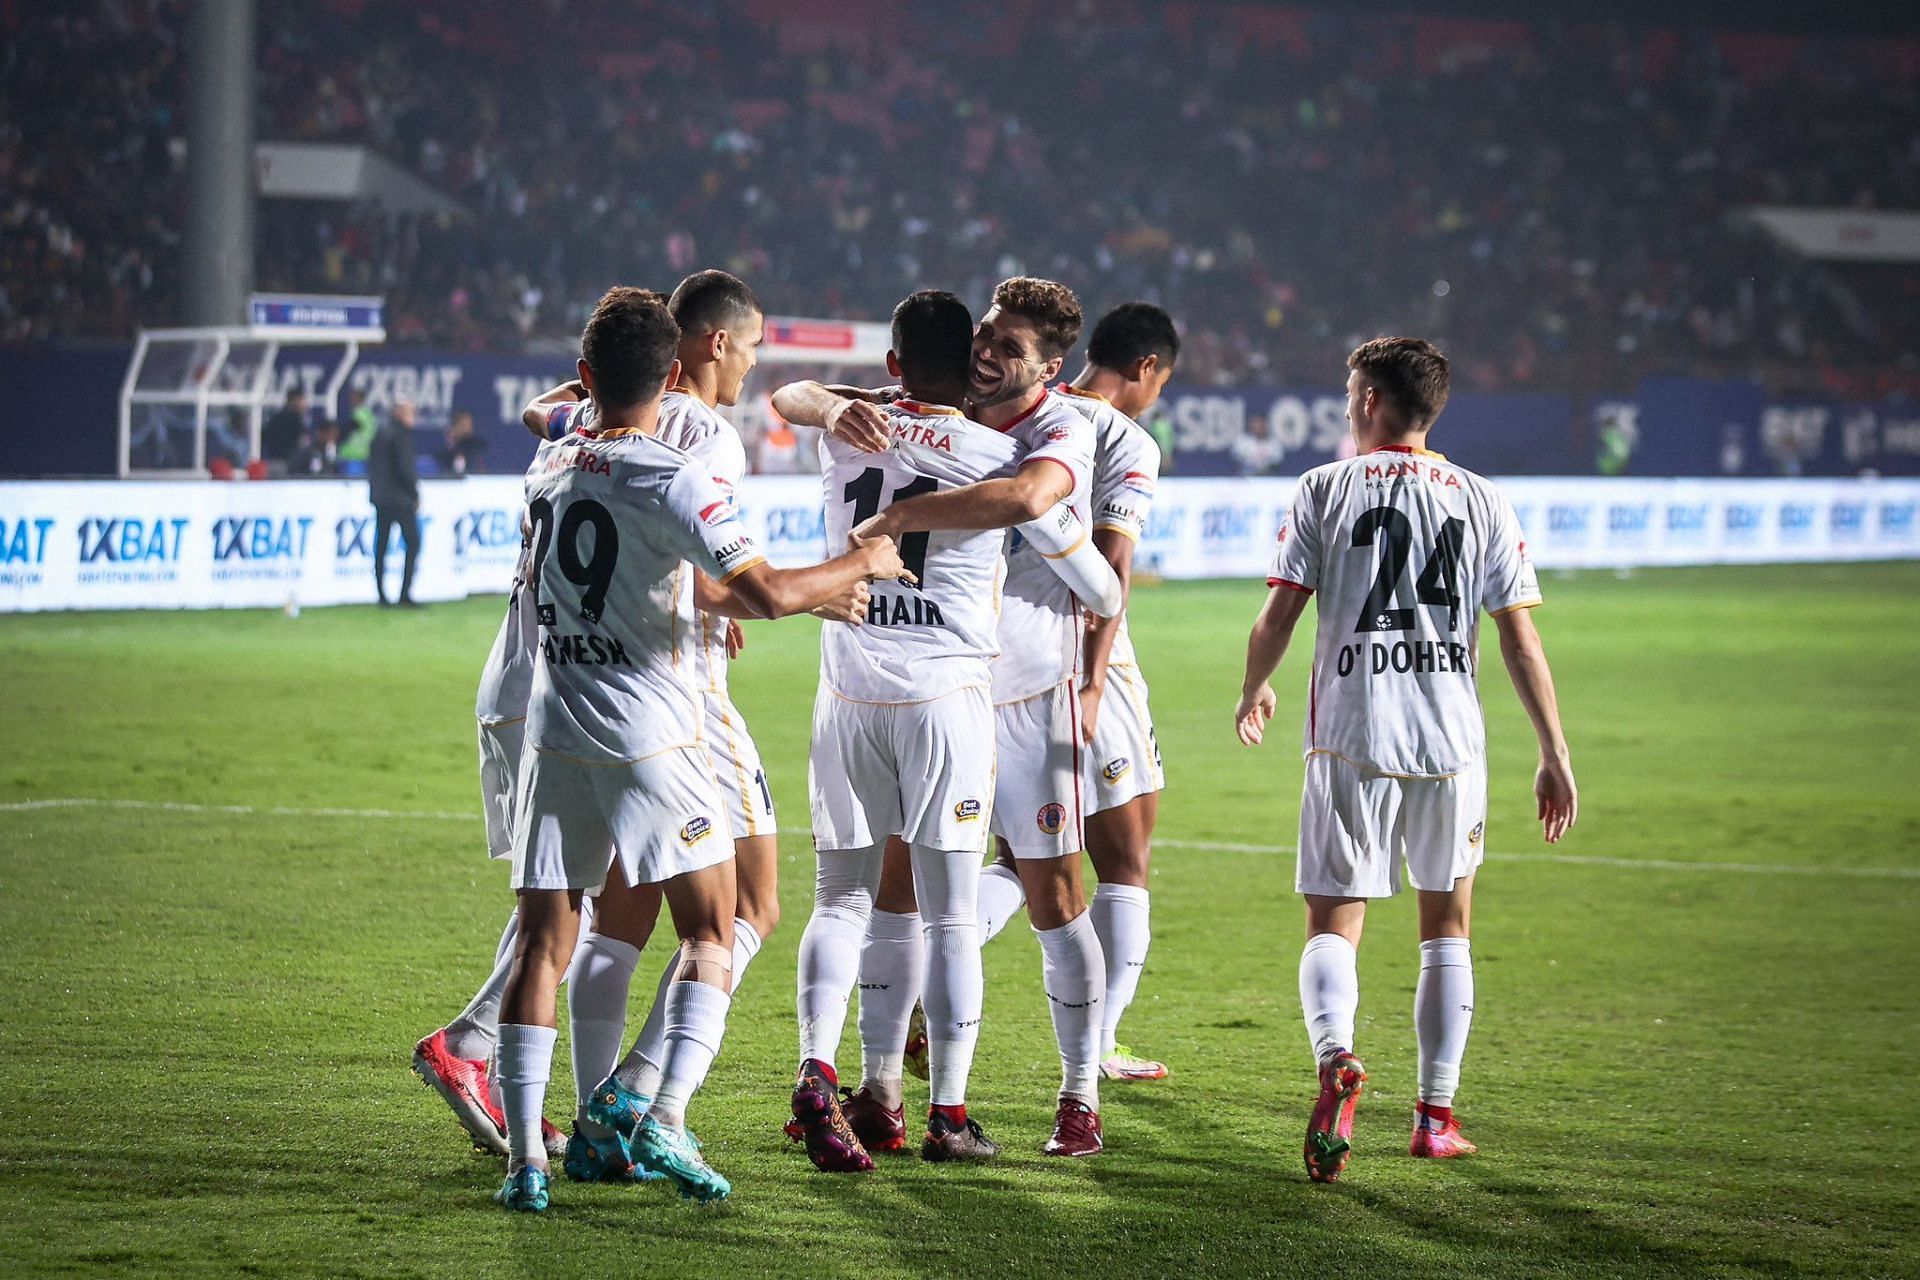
[
  {"x1": 262, "y1": 388, "x2": 308, "y2": 469},
  {"x1": 368, "y1": 399, "x2": 423, "y2": 606}
]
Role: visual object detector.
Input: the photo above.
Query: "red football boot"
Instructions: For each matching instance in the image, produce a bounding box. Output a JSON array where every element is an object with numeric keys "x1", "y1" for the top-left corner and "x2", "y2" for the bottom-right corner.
[
  {"x1": 1042, "y1": 1098, "x2": 1104, "y2": 1157},
  {"x1": 412, "y1": 1029, "x2": 508, "y2": 1156},
  {"x1": 1304, "y1": 1051, "x2": 1367, "y2": 1183},
  {"x1": 841, "y1": 1087, "x2": 908, "y2": 1153},
  {"x1": 1409, "y1": 1102, "x2": 1478, "y2": 1159}
]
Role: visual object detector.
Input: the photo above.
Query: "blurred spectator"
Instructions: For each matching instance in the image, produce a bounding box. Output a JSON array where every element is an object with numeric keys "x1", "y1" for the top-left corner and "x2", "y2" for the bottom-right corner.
[
  {"x1": 756, "y1": 418, "x2": 802, "y2": 474},
  {"x1": 292, "y1": 418, "x2": 340, "y2": 476},
  {"x1": 337, "y1": 387, "x2": 378, "y2": 474},
  {"x1": 367, "y1": 399, "x2": 421, "y2": 606},
  {"x1": 261, "y1": 387, "x2": 308, "y2": 469},
  {"x1": 441, "y1": 409, "x2": 483, "y2": 475},
  {"x1": 1232, "y1": 414, "x2": 1285, "y2": 476}
]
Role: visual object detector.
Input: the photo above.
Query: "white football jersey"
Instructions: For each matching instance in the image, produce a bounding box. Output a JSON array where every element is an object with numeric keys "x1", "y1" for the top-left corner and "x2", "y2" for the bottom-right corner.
[
  {"x1": 1269, "y1": 445, "x2": 1541, "y2": 778},
  {"x1": 819, "y1": 398, "x2": 1024, "y2": 704},
  {"x1": 522, "y1": 426, "x2": 765, "y2": 763},
  {"x1": 474, "y1": 530, "x2": 537, "y2": 726},
  {"x1": 992, "y1": 389, "x2": 1096, "y2": 703},
  {"x1": 653, "y1": 390, "x2": 750, "y2": 699},
  {"x1": 1062, "y1": 387, "x2": 1161, "y2": 670}
]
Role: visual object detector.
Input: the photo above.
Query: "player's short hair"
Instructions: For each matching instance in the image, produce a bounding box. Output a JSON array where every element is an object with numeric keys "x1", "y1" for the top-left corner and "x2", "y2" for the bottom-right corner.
[
  {"x1": 668, "y1": 269, "x2": 763, "y2": 336},
  {"x1": 1348, "y1": 337, "x2": 1450, "y2": 427},
  {"x1": 890, "y1": 290, "x2": 974, "y2": 389},
  {"x1": 1087, "y1": 302, "x2": 1179, "y2": 372},
  {"x1": 989, "y1": 277, "x2": 1083, "y2": 361},
  {"x1": 582, "y1": 287, "x2": 680, "y2": 409}
]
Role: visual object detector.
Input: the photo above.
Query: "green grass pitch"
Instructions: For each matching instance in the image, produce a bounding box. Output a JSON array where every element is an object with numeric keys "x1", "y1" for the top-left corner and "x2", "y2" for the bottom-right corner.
[{"x1": 2, "y1": 564, "x2": 1918, "y2": 1278}]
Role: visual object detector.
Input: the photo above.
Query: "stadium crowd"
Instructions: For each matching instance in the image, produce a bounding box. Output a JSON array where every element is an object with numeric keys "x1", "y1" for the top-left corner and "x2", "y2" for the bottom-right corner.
[{"x1": 5, "y1": 0, "x2": 1917, "y2": 398}]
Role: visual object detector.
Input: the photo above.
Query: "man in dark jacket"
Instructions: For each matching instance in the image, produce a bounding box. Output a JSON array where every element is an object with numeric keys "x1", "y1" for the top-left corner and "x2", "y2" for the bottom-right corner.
[{"x1": 367, "y1": 399, "x2": 422, "y2": 606}]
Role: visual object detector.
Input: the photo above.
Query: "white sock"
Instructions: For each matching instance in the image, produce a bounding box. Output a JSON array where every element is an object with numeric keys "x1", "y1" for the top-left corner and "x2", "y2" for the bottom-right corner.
[
  {"x1": 857, "y1": 909, "x2": 923, "y2": 1107},
  {"x1": 912, "y1": 844, "x2": 983, "y2": 1108},
  {"x1": 1300, "y1": 932, "x2": 1360, "y2": 1066},
  {"x1": 444, "y1": 908, "x2": 519, "y2": 1060},
  {"x1": 730, "y1": 916, "x2": 764, "y2": 993},
  {"x1": 976, "y1": 861, "x2": 1026, "y2": 943},
  {"x1": 613, "y1": 916, "x2": 761, "y2": 1100},
  {"x1": 567, "y1": 933, "x2": 639, "y2": 1125},
  {"x1": 796, "y1": 844, "x2": 883, "y2": 1070},
  {"x1": 646, "y1": 979, "x2": 731, "y2": 1131},
  {"x1": 1415, "y1": 937, "x2": 1474, "y2": 1108},
  {"x1": 1035, "y1": 911, "x2": 1105, "y2": 1109},
  {"x1": 1090, "y1": 883, "x2": 1151, "y2": 1058},
  {"x1": 497, "y1": 1022, "x2": 557, "y2": 1166}
]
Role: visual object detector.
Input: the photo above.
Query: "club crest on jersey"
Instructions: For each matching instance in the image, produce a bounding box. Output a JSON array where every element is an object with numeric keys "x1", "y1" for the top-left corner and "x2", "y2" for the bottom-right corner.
[
  {"x1": 1101, "y1": 757, "x2": 1131, "y2": 784},
  {"x1": 1277, "y1": 521, "x2": 1290, "y2": 544},
  {"x1": 1036, "y1": 802, "x2": 1068, "y2": 835},
  {"x1": 1468, "y1": 821, "x2": 1484, "y2": 849},
  {"x1": 680, "y1": 816, "x2": 714, "y2": 845},
  {"x1": 954, "y1": 798, "x2": 982, "y2": 822}
]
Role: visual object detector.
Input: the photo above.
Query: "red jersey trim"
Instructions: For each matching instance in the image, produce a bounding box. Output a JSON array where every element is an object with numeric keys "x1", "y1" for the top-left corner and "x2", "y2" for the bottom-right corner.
[
  {"x1": 1267, "y1": 577, "x2": 1314, "y2": 595},
  {"x1": 1021, "y1": 455, "x2": 1079, "y2": 495},
  {"x1": 992, "y1": 386, "x2": 1051, "y2": 434}
]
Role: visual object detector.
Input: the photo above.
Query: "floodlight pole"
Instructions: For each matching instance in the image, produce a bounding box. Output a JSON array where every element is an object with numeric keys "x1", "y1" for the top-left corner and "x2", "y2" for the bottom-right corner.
[{"x1": 183, "y1": 0, "x2": 257, "y2": 326}]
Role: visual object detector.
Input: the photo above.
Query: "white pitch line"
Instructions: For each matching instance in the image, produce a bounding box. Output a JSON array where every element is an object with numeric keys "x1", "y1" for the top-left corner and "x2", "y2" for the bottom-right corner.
[
  {"x1": 1155, "y1": 837, "x2": 1920, "y2": 880},
  {"x1": 1, "y1": 798, "x2": 1915, "y2": 881}
]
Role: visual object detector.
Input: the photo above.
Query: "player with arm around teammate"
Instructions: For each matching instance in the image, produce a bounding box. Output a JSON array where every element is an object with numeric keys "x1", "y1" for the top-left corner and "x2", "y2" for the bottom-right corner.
[
  {"x1": 490, "y1": 288, "x2": 910, "y2": 1211},
  {"x1": 852, "y1": 278, "x2": 1118, "y2": 1158},
  {"x1": 969, "y1": 302, "x2": 1180, "y2": 1082},
  {"x1": 769, "y1": 290, "x2": 1123, "y2": 1171},
  {"x1": 1234, "y1": 337, "x2": 1577, "y2": 1184}
]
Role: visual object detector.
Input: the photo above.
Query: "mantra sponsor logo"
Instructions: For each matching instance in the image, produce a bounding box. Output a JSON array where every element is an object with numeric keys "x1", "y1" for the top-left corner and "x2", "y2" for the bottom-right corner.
[
  {"x1": 1665, "y1": 503, "x2": 1710, "y2": 543},
  {"x1": 1880, "y1": 501, "x2": 1917, "y2": 539},
  {"x1": 76, "y1": 516, "x2": 190, "y2": 586},
  {"x1": 1828, "y1": 501, "x2": 1868, "y2": 540},
  {"x1": 1778, "y1": 502, "x2": 1817, "y2": 542},
  {"x1": 211, "y1": 516, "x2": 314, "y2": 580},
  {"x1": 1724, "y1": 502, "x2": 1765, "y2": 543},
  {"x1": 0, "y1": 514, "x2": 55, "y2": 587}
]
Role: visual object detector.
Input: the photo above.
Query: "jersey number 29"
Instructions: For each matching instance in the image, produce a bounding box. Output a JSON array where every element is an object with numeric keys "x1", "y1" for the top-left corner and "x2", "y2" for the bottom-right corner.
[{"x1": 527, "y1": 495, "x2": 620, "y2": 625}]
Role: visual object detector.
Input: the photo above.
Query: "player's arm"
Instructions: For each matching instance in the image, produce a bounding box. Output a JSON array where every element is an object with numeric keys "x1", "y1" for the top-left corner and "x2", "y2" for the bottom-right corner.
[
  {"x1": 1493, "y1": 606, "x2": 1577, "y2": 843},
  {"x1": 693, "y1": 566, "x2": 870, "y2": 624},
  {"x1": 724, "y1": 529, "x2": 911, "y2": 620},
  {"x1": 1014, "y1": 502, "x2": 1123, "y2": 617},
  {"x1": 858, "y1": 457, "x2": 1073, "y2": 539},
  {"x1": 768, "y1": 381, "x2": 891, "y2": 452},
  {"x1": 520, "y1": 380, "x2": 589, "y2": 439},
  {"x1": 1235, "y1": 582, "x2": 1312, "y2": 746},
  {"x1": 1077, "y1": 528, "x2": 1136, "y2": 741}
]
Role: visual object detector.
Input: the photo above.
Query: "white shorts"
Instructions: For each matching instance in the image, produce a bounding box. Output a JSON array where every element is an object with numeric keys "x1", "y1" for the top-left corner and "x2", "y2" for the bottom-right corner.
[
  {"x1": 477, "y1": 719, "x2": 525, "y2": 860},
  {"x1": 1296, "y1": 752, "x2": 1488, "y2": 898},
  {"x1": 1083, "y1": 663, "x2": 1164, "y2": 815},
  {"x1": 511, "y1": 745, "x2": 735, "y2": 893},
  {"x1": 990, "y1": 680, "x2": 1085, "y2": 860},
  {"x1": 703, "y1": 691, "x2": 777, "y2": 840},
  {"x1": 809, "y1": 685, "x2": 996, "y2": 854}
]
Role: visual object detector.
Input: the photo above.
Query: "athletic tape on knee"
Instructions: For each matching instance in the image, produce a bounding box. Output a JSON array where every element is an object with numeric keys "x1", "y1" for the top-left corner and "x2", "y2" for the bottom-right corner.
[{"x1": 674, "y1": 939, "x2": 734, "y2": 986}]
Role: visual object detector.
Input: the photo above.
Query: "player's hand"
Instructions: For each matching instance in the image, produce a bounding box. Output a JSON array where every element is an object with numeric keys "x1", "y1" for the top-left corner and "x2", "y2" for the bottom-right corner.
[
  {"x1": 1535, "y1": 752, "x2": 1578, "y2": 843},
  {"x1": 850, "y1": 527, "x2": 916, "y2": 585},
  {"x1": 725, "y1": 618, "x2": 746, "y2": 659},
  {"x1": 812, "y1": 580, "x2": 871, "y2": 624},
  {"x1": 1078, "y1": 682, "x2": 1103, "y2": 744},
  {"x1": 851, "y1": 511, "x2": 900, "y2": 544},
  {"x1": 1235, "y1": 683, "x2": 1276, "y2": 746},
  {"x1": 826, "y1": 397, "x2": 891, "y2": 453}
]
